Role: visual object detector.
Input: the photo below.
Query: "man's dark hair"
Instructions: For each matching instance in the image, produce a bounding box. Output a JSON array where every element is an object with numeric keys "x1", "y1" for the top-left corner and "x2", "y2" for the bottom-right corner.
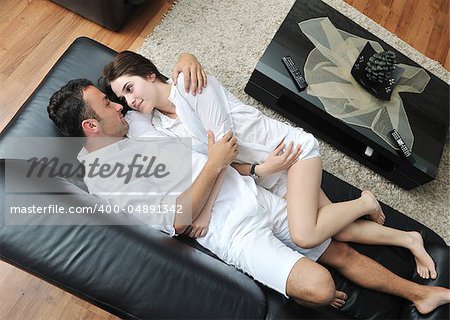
[{"x1": 47, "y1": 78, "x2": 99, "y2": 137}]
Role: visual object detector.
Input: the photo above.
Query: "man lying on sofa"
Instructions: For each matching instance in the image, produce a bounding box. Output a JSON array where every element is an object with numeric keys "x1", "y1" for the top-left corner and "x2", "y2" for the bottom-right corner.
[{"x1": 46, "y1": 78, "x2": 450, "y2": 314}]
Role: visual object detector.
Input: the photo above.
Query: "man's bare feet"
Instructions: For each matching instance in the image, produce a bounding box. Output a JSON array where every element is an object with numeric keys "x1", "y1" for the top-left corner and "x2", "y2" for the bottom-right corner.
[
  {"x1": 361, "y1": 190, "x2": 385, "y2": 225},
  {"x1": 414, "y1": 286, "x2": 450, "y2": 314},
  {"x1": 330, "y1": 290, "x2": 347, "y2": 309},
  {"x1": 407, "y1": 231, "x2": 437, "y2": 279}
]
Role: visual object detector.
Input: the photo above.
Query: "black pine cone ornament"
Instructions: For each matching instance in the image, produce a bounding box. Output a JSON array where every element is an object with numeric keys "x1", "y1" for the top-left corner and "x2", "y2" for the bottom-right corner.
[{"x1": 365, "y1": 50, "x2": 396, "y2": 83}]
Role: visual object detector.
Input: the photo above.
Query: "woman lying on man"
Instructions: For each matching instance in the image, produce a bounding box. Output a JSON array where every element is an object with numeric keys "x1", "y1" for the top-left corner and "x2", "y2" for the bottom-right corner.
[{"x1": 101, "y1": 51, "x2": 436, "y2": 279}]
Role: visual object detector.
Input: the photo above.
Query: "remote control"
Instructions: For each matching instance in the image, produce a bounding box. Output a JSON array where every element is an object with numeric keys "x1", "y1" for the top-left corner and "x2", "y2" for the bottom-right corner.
[
  {"x1": 389, "y1": 129, "x2": 414, "y2": 162},
  {"x1": 281, "y1": 56, "x2": 308, "y2": 91}
]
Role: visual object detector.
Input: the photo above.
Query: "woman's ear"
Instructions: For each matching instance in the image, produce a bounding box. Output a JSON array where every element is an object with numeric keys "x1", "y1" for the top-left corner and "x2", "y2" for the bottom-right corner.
[
  {"x1": 81, "y1": 119, "x2": 99, "y2": 136},
  {"x1": 146, "y1": 73, "x2": 157, "y2": 82}
]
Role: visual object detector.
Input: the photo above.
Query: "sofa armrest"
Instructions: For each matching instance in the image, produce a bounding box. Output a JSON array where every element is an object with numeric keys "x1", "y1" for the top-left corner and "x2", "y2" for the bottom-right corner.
[{"x1": 50, "y1": 0, "x2": 136, "y2": 31}]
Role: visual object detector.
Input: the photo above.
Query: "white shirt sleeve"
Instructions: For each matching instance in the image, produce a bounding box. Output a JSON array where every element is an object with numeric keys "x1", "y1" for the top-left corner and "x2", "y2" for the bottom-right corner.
[
  {"x1": 174, "y1": 73, "x2": 234, "y2": 140},
  {"x1": 125, "y1": 110, "x2": 163, "y2": 138},
  {"x1": 149, "y1": 195, "x2": 178, "y2": 237},
  {"x1": 121, "y1": 179, "x2": 178, "y2": 237},
  {"x1": 79, "y1": 139, "x2": 181, "y2": 237}
]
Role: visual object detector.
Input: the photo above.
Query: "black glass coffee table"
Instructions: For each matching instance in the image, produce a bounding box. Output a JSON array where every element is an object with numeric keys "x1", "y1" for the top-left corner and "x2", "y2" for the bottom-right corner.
[{"x1": 245, "y1": 0, "x2": 449, "y2": 190}]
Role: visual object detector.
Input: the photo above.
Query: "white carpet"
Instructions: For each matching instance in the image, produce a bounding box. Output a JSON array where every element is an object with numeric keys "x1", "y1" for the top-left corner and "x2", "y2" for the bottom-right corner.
[{"x1": 138, "y1": 0, "x2": 450, "y2": 243}]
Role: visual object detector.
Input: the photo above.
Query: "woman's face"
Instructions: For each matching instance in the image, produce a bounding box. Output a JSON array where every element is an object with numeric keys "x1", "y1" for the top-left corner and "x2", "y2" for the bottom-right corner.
[{"x1": 110, "y1": 74, "x2": 158, "y2": 114}]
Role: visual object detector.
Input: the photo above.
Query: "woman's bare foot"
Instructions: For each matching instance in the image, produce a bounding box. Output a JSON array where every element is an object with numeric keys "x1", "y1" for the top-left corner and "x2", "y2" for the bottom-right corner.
[
  {"x1": 414, "y1": 286, "x2": 450, "y2": 314},
  {"x1": 361, "y1": 190, "x2": 385, "y2": 225},
  {"x1": 330, "y1": 290, "x2": 347, "y2": 309},
  {"x1": 407, "y1": 231, "x2": 437, "y2": 279}
]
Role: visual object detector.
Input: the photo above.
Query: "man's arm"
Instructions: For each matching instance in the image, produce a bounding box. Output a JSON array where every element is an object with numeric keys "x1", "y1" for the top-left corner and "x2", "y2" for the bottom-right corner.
[
  {"x1": 183, "y1": 168, "x2": 226, "y2": 238},
  {"x1": 174, "y1": 131, "x2": 237, "y2": 234},
  {"x1": 172, "y1": 53, "x2": 207, "y2": 95}
]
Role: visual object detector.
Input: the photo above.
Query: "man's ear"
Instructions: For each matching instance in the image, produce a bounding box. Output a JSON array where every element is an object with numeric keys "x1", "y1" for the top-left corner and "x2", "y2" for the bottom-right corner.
[{"x1": 81, "y1": 119, "x2": 99, "y2": 136}]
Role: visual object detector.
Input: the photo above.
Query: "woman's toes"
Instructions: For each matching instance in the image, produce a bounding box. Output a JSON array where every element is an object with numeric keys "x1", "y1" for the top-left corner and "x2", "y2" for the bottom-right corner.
[
  {"x1": 410, "y1": 231, "x2": 437, "y2": 281},
  {"x1": 362, "y1": 190, "x2": 385, "y2": 225},
  {"x1": 418, "y1": 267, "x2": 430, "y2": 279},
  {"x1": 373, "y1": 213, "x2": 385, "y2": 225}
]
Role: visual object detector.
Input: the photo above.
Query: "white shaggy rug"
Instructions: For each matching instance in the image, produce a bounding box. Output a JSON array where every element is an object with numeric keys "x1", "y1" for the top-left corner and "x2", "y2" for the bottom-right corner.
[{"x1": 138, "y1": 0, "x2": 450, "y2": 243}]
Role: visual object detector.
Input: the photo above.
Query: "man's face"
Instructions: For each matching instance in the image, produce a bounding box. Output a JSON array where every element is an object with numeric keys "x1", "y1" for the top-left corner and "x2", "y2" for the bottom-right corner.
[{"x1": 83, "y1": 85, "x2": 129, "y2": 137}]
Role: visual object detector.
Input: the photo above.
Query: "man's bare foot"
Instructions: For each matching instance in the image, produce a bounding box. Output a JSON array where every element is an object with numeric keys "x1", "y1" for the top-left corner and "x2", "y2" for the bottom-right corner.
[
  {"x1": 361, "y1": 190, "x2": 385, "y2": 225},
  {"x1": 414, "y1": 286, "x2": 450, "y2": 314},
  {"x1": 407, "y1": 231, "x2": 437, "y2": 279},
  {"x1": 330, "y1": 290, "x2": 347, "y2": 309}
]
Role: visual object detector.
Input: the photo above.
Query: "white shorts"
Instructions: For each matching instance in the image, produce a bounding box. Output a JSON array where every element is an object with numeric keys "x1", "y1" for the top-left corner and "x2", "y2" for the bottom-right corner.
[
  {"x1": 283, "y1": 123, "x2": 321, "y2": 161},
  {"x1": 269, "y1": 125, "x2": 321, "y2": 197},
  {"x1": 225, "y1": 186, "x2": 331, "y2": 297}
]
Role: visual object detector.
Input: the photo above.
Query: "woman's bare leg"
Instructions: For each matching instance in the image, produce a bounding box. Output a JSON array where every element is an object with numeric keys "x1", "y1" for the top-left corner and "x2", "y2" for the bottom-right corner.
[
  {"x1": 335, "y1": 221, "x2": 437, "y2": 279},
  {"x1": 318, "y1": 191, "x2": 437, "y2": 279},
  {"x1": 286, "y1": 157, "x2": 384, "y2": 248}
]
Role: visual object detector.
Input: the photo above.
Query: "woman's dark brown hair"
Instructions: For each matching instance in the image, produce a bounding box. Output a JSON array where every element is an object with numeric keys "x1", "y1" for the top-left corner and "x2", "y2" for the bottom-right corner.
[{"x1": 100, "y1": 51, "x2": 168, "y2": 103}]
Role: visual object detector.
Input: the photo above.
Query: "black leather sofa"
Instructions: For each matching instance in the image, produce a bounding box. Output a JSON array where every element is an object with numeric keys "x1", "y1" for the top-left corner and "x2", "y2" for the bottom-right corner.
[
  {"x1": 0, "y1": 37, "x2": 449, "y2": 319},
  {"x1": 50, "y1": 0, "x2": 148, "y2": 31}
]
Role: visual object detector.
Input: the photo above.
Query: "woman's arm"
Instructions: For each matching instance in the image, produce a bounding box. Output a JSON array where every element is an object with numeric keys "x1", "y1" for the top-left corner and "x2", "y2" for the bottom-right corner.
[
  {"x1": 231, "y1": 142, "x2": 301, "y2": 178},
  {"x1": 174, "y1": 73, "x2": 233, "y2": 142},
  {"x1": 257, "y1": 141, "x2": 301, "y2": 176},
  {"x1": 230, "y1": 163, "x2": 252, "y2": 176}
]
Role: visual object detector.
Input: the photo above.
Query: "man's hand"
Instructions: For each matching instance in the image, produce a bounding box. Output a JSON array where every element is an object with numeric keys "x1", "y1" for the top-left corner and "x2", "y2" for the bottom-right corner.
[
  {"x1": 183, "y1": 213, "x2": 210, "y2": 238},
  {"x1": 257, "y1": 140, "x2": 301, "y2": 177},
  {"x1": 172, "y1": 53, "x2": 207, "y2": 95},
  {"x1": 206, "y1": 130, "x2": 238, "y2": 172},
  {"x1": 181, "y1": 167, "x2": 225, "y2": 238}
]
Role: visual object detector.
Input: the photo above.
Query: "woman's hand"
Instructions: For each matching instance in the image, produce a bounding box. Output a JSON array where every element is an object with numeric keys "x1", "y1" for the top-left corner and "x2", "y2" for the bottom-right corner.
[
  {"x1": 172, "y1": 53, "x2": 207, "y2": 95},
  {"x1": 257, "y1": 141, "x2": 301, "y2": 177}
]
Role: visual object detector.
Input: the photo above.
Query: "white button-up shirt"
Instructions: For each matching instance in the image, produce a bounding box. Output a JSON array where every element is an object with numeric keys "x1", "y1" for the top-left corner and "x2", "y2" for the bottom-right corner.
[
  {"x1": 77, "y1": 137, "x2": 261, "y2": 261},
  {"x1": 126, "y1": 73, "x2": 289, "y2": 189}
]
